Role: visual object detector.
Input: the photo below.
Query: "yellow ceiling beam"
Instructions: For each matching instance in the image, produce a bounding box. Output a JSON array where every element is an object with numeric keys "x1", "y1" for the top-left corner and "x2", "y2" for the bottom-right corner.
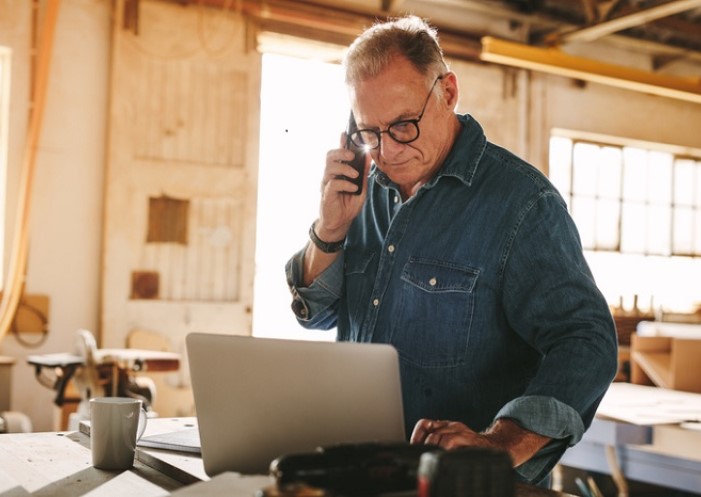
[{"x1": 480, "y1": 36, "x2": 701, "y2": 105}]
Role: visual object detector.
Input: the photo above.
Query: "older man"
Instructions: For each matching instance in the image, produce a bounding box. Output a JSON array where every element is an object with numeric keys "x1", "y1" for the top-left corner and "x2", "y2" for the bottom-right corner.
[{"x1": 285, "y1": 15, "x2": 617, "y2": 485}]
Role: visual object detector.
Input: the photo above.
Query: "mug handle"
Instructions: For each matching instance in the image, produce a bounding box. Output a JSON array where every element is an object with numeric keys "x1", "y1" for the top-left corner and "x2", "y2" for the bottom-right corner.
[{"x1": 136, "y1": 407, "x2": 148, "y2": 441}]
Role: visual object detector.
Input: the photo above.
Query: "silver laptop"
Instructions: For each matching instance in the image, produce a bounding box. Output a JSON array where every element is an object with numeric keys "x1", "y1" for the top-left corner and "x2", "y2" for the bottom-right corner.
[{"x1": 186, "y1": 333, "x2": 406, "y2": 476}]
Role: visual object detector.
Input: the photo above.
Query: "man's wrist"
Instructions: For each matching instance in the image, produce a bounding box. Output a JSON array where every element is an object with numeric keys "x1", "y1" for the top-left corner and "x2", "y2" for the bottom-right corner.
[
  {"x1": 309, "y1": 220, "x2": 346, "y2": 253},
  {"x1": 483, "y1": 418, "x2": 551, "y2": 467}
]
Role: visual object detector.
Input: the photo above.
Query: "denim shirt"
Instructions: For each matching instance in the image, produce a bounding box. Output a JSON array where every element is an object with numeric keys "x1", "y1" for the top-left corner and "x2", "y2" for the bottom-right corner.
[{"x1": 286, "y1": 114, "x2": 618, "y2": 483}]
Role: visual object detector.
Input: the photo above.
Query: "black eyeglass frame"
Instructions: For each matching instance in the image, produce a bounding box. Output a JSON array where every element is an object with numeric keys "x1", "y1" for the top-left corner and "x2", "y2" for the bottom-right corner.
[{"x1": 348, "y1": 75, "x2": 445, "y2": 150}]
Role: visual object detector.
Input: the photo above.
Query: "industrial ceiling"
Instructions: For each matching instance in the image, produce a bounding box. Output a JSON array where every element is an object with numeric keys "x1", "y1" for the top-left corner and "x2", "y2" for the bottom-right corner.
[
  {"x1": 179, "y1": 0, "x2": 701, "y2": 101},
  {"x1": 205, "y1": 0, "x2": 701, "y2": 69}
]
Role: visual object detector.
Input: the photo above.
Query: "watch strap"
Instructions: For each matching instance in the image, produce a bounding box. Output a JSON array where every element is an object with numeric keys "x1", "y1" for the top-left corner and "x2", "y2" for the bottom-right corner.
[{"x1": 309, "y1": 221, "x2": 345, "y2": 253}]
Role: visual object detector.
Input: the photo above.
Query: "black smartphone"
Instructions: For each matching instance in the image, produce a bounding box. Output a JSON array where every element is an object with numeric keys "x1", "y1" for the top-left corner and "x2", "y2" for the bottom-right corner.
[{"x1": 342, "y1": 111, "x2": 366, "y2": 195}]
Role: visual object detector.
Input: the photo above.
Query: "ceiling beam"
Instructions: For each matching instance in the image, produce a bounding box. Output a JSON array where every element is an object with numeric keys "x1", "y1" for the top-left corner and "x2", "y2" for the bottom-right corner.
[
  {"x1": 598, "y1": 0, "x2": 625, "y2": 21},
  {"x1": 382, "y1": 0, "x2": 409, "y2": 13},
  {"x1": 579, "y1": 0, "x2": 598, "y2": 24},
  {"x1": 546, "y1": 0, "x2": 701, "y2": 45},
  {"x1": 480, "y1": 36, "x2": 701, "y2": 104}
]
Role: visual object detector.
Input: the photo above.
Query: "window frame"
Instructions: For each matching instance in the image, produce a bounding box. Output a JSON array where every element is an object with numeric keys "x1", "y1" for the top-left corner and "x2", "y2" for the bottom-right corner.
[{"x1": 549, "y1": 129, "x2": 701, "y2": 259}]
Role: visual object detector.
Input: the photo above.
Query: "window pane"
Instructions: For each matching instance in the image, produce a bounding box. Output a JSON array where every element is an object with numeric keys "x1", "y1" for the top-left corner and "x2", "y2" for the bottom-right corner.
[
  {"x1": 572, "y1": 143, "x2": 599, "y2": 196},
  {"x1": 549, "y1": 136, "x2": 572, "y2": 197},
  {"x1": 673, "y1": 207, "x2": 693, "y2": 254},
  {"x1": 621, "y1": 202, "x2": 646, "y2": 253},
  {"x1": 598, "y1": 147, "x2": 622, "y2": 200},
  {"x1": 695, "y1": 209, "x2": 701, "y2": 254},
  {"x1": 695, "y1": 161, "x2": 701, "y2": 208},
  {"x1": 572, "y1": 196, "x2": 596, "y2": 249},
  {"x1": 623, "y1": 147, "x2": 648, "y2": 202},
  {"x1": 675, "y1": 159, "x2": 695, "y2": 206},
  {"x1": 647, "y1": 205, "x2": 671, "y2": 256},
  {"x1": 596, "y1": 199, "x2": 620, "y2": 250},
  {"x1": 648, "y1": 151, "x2": 672, "y2": 205}
]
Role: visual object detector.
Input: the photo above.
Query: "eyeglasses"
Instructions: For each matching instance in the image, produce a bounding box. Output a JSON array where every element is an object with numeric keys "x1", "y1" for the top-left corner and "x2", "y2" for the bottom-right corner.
[{"x1": 349, "y1": 75, "x2": 444, "y2": 150}]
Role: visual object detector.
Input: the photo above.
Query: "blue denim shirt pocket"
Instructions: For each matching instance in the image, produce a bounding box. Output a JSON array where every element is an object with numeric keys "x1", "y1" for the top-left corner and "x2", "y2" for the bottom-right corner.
[{"x1": 393, "y1": 257, "x2": 480, "y2": 368}]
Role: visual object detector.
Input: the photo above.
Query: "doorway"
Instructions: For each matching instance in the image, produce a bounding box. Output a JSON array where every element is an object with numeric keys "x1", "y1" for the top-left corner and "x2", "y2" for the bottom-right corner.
[{"x1": 252, "y1": 52, "x2": 349, "y2": 341}]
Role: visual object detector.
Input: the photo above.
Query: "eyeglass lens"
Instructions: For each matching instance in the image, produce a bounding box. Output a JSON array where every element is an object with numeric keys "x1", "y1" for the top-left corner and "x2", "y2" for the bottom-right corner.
[{"x1": 353, "y1": 121, "x2": 419, "y2": 149}]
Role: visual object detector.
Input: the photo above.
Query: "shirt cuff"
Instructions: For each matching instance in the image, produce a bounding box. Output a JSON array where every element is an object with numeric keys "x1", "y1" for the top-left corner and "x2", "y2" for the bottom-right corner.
[
  {"x1": 494, "y1": 395, "x2": 585, "y2": 484},
  {"x1": 285, "y1": 245, "x2": 345, "y2": 322}
]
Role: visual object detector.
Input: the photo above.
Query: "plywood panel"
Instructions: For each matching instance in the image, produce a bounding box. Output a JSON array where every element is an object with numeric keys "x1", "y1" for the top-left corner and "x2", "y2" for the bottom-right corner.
[
  {"x1": 133, "y1": 58, "x2": 247, "y2": 167},
  {"x1": 139, "y1": 196, "x2": 242, "y2": 301},
  {"x1": 102, "y1": 0, "x2": 261, "y2": 355}
]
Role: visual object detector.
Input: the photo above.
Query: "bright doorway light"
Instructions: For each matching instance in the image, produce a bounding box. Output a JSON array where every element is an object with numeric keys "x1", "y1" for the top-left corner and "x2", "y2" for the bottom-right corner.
[{"x1": 252, "y1": 52, "x2": 348, "y2": 340}]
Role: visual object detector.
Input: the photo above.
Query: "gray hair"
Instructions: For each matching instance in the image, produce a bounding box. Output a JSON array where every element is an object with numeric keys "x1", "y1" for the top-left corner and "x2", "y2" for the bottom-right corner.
[{"x1": 343, "y1": 15, "x2": 448, "y2": 86}]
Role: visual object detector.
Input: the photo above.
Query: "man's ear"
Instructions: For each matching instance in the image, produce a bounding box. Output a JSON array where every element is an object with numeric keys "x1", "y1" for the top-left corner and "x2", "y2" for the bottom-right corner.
[{"x1": 440, "y1": 72, "x2": 459, "y2": 110}]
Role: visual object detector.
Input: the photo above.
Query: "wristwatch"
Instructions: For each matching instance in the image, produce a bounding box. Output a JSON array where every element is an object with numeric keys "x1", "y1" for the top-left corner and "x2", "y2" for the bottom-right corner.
[{"x1": 309, "y1": 221, "x2": 346, "y2": 253}]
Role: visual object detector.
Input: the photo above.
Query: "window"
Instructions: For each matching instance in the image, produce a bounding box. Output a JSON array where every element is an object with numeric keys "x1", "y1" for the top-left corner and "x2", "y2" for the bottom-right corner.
[
  {"x1": 550, "y1": 136, "x2": 701, "y2": 257},
  {"x1": 0, "y1": 47, "x2": 10, "y2": 288},
  {"x1": 550, "y1": 133, "x2": 701, "y2": 314}
]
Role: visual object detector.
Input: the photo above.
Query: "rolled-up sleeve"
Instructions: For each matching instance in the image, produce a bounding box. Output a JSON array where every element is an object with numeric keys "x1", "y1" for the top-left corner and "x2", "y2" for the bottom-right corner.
[
  {"x1": 495, "y1": 395, "x2": 585, "y2": 483},
  {"x1": 285, "y1": 246, "x2": 345, "y2": 329}
]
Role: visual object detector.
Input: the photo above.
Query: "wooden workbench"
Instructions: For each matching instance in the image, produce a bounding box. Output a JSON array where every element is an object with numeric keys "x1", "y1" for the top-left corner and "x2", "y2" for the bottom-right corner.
[
  {"x1": 560, "y1": 383, "x2": 701, "y2": 495},
  {"x1": 0, "y1": 417, "x2": 574, "y2": 496}
]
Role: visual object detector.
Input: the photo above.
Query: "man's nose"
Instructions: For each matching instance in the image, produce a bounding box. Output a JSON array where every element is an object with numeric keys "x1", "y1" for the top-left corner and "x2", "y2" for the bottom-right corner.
[{"x1": 378, "y1": 132, "x2": 403, "y2": 158}]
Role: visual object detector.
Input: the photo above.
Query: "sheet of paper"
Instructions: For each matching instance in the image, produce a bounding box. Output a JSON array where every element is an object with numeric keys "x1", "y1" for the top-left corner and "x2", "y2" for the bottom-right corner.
[{"x1": 597, "y1": 383, "x2": 701, "y2": 425}]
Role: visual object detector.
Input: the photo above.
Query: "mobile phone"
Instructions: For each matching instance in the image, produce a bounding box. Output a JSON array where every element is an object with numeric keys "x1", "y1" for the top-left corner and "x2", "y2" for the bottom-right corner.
[{"x1": 342, "y1": 111, "x2": 366, "y2": 195}]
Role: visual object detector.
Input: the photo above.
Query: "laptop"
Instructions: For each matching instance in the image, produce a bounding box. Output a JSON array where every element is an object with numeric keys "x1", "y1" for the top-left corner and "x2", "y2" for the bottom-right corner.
[{"x1": 186, "y1": 332, "x2": 406, "y2": 476}]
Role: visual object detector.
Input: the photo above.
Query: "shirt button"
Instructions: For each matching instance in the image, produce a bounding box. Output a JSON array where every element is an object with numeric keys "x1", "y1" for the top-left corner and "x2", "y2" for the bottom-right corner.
[
  {"x1": 373, "y1": 298, "x2": 380, "y2": 306},
  {"x1": 387, "y1": 245, "x2": 395, "y2": 253},
  {"x1": 394, "y1": 195, "x2": 399, "y2": 203},
  {"x1": 429, "y1": 277, "x2": 437, "y2": 286}
]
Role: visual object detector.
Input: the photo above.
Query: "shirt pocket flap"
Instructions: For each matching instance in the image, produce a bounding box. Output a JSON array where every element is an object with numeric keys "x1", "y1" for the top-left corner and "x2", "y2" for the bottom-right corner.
[{"x1": 401, "y1": 258, "x2": 479, "y2": 293}]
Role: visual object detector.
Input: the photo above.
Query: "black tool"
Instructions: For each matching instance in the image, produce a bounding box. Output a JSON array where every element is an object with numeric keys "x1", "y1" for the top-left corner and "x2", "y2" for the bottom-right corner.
[
  {"x1": 270, "y1": 442, "x2": 439, "y2": 496},
  {"x1": 417, "y1": 447, "x2": 515, "y2": 497}
]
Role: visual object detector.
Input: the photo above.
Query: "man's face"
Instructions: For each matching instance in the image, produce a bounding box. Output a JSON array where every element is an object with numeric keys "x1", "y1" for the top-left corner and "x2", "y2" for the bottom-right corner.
[{"x1": 349, "y1": 57, "x2": 457, "y2": 197}]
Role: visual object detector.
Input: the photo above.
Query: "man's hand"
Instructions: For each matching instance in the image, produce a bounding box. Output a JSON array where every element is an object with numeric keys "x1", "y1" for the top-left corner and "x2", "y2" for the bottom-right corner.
[
  {"x1": 316, "y1": 134, "x2": 371, "y2": 240},
  {"x1": 410, "y1": 418, "x2": 551, "y2": 467},
  {"x1": 302, "y1": 134, "x2": 371, "y2": 287}
]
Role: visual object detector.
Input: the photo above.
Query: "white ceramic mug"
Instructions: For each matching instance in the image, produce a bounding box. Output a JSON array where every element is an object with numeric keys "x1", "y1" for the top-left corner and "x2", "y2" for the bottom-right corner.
[{"x1": 90, "y1": 397, "x2": 148, "y2": 470}]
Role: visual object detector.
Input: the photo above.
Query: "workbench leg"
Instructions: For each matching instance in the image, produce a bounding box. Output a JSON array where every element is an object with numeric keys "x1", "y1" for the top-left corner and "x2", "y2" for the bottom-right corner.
[{"x1": 605, "y1": 445, "x2": 629, "y2": 497}]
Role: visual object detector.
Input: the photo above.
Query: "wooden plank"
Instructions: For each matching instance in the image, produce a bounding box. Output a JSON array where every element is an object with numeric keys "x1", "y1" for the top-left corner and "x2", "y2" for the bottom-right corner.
[
  {"x1": 580, "y1": 417, "x2": 651, "y2": 446},
  {"x1": 553, "y1": 0, "x2": 701, "y2": 44},
  {"x1": 168, "y1": 473, "x2": 273, "y2": 497},
  {"x1": 650, "y1": 424, "x2": 701, "y2": 462},
  {"x1": 0, "y1": 431, "x2": 175, "y2": 495},
  {"x1": 631, "y1": 351, "x2": 673, "y2": 388}
]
